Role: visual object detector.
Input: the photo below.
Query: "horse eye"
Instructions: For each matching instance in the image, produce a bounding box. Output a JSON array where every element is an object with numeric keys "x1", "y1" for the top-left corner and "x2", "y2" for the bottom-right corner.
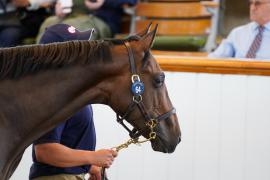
[{"x1": 153, "y1": 73, "x2": 165, "y2": 88}]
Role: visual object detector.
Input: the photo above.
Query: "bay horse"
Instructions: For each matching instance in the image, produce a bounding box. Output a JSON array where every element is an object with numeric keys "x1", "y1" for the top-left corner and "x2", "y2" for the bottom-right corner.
[{"x1": 0, "y1": 25, "x2": 181, "y2": 180}]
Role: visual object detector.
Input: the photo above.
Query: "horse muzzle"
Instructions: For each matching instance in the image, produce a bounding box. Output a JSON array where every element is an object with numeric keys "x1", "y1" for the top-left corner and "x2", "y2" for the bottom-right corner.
[{"x1": 151, "y1": 136, "x2": 179, "y2": 153}]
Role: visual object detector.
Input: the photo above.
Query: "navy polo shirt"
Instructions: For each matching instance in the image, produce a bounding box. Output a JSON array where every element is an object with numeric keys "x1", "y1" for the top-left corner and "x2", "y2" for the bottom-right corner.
[{"x1": 29, "y1": 105, "x2": 96, "y2": 179}]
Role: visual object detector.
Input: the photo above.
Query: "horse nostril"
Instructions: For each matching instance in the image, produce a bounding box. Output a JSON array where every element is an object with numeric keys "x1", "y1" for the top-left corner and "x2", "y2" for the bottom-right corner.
[{"x1": 178, "y1": 136, "x2": 181, "y2": 143}]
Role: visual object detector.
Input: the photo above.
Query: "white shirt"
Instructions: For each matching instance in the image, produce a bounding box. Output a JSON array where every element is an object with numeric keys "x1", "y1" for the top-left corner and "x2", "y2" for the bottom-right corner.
[
  {"x1": 28, "y1": 0, "x2": 55, "y2": 10},
  {"x1": 209, "y1": 22, "x2": 270, "y2": 60}
]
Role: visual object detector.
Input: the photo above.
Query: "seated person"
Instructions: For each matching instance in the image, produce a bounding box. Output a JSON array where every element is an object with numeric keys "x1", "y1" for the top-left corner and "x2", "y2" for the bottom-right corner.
[
  {"x1": 0, "y1": 0, "x2": 53, "y2": 47},
  {"x1": 36, "y1": 0, "x2": 137, "y2": 42},
  {"x1": 209, "y1": 0, "x2": 270, "y2": 60}
]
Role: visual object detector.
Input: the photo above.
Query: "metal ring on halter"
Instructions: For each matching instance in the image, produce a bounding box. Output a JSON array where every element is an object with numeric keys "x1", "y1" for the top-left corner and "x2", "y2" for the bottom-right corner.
[
  {"x1": 133, "y1": 95, "x2": 142, "y2": 103},
  {"x1": 149, "y1": 132, "x2": 157, "y2": 139},
  {"x1": 147, "y1": 119, "x2": 157, "y2": 128},
  {"x1": 131, "y1": 74, "x2": 140, "y2": 83}
]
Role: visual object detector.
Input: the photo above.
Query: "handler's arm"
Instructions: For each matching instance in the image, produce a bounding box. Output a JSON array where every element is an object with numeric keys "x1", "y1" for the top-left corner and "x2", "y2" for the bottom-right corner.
[{"x1": 35, "y1": 143, "x2": 117, "y2": 168}]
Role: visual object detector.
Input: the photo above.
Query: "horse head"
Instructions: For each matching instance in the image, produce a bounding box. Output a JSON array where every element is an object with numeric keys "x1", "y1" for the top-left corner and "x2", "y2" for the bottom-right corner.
[{"x1": 107, "y1": 25, "x2": 181, "y2": 153}]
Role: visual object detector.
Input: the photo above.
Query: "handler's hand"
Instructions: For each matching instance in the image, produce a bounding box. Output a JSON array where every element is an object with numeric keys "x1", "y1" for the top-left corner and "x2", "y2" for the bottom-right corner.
[
  {"x1": 89, "y1": 165, "x2": 102, "y2": 180},
  {"x1": 92, "y1": 149, "x2": 118, "y2": 168}
]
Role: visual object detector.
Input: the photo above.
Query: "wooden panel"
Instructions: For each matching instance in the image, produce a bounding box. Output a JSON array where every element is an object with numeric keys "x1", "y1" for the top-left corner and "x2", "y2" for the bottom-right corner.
[
  {"x1": 191, "y1": 74, "x2": 221, "y2": 180},
  {"x1": 136, "y1": 2, "x2": 211, "y2": 18},
  {"x1": 201, "y1": 1, "x2": 219, "y2": 8},
  {"x1": 152, "y1": 50, "x2": 207, "y2": 56},
  {"x1": 153, "y1": 54, "x2": 270, "y2": 76},
  {"x1": 135, "y1": 19, "x2": 211, "y2": 35},
  {"x1": 245, "y1": 77, "x2": 270, "y2": 180}
]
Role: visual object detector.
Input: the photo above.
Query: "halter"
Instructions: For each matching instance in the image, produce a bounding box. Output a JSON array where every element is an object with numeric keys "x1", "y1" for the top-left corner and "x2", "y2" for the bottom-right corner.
[
  {"x1": 101, "y1": 41, "x2": 176, "y2": 180},
  {"x1": 116, "y1": 41, "x2": 176, "y2": 140}
]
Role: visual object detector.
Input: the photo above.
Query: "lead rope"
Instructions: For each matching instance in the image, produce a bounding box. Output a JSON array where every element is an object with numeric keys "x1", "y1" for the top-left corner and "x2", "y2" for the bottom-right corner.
[{"x1": 101, "y1": 119, "x2": 157, "y2": 180}]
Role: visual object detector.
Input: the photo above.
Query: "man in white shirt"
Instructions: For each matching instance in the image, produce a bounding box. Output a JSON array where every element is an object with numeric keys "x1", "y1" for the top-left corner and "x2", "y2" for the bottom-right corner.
[{"x1": 209, "y1": 0, "x2": 270, "y2": 60}]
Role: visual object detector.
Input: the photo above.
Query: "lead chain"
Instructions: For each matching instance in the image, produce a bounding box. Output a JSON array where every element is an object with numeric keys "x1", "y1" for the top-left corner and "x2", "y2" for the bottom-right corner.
[{"x1": 113, "y1": 119, "x2": 157, "y2": 152}]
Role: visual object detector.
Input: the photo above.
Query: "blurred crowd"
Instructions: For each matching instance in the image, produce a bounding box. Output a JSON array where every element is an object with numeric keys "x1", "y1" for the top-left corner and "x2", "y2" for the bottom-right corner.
[{"x1": 0, "y1": 0, "x2": 137, "y2": 47}]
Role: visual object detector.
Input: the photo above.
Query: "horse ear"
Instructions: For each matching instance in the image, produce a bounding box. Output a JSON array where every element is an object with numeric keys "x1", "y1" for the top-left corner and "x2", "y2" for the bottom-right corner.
[
  {"x1": 140, "y1": 24, "x2": 158, "y2": 51},
  {"x1": 135, "y1": 22, "x2": 152, "y2": 37}
]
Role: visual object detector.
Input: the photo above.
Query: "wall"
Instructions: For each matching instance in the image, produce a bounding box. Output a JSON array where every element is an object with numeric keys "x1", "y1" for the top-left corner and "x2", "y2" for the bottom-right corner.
[{"x1": 11, "y1": 72, "x2": 270, "y2": 180}]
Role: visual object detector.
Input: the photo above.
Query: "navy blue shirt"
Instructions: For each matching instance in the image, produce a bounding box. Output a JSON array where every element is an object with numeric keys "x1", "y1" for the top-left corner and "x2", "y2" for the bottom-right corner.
[
  {"x1": 29, "y1": 105, "x2": 96, "y2": 179},
  {"x1": 94, "y1": 0, "x2": 137, "y2": 34}
]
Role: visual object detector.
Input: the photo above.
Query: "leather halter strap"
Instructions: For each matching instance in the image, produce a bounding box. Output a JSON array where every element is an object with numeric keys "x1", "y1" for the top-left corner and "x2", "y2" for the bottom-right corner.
[
  {"x1": 102, "y1": 41, "x2": 176, "y2": 180},
  {"x1": 124, "y1": 41, "x2": 136, "y2": 74},
  {"x1": 115, "y1": 41, "x2": 176, "y2": 139}
]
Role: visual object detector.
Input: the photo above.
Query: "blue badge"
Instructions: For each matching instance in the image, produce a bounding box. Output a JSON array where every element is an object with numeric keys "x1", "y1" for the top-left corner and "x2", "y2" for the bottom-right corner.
[{"x1": 131, "y1": 81, "x2": 144, "y2": 95}]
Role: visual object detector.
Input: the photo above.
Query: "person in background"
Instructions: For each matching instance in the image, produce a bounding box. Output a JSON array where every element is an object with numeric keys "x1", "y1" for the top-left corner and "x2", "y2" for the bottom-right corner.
[
  {"x1": 0, "y1": 0, "x2": 53, "y2": 47},
  {"x1": 36, "y1": 0, "x2": 137, "y2": 42},
  {"x1": 208, "y1": 0, "x2": 270, "y2": 60},
  {"x1": 29, "y1": 23, "x2": 118, "y2": 180}
]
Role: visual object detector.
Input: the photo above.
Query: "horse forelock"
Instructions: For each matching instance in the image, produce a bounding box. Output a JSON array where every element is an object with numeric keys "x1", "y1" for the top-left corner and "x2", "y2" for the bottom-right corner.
[{"x1": 0, "y1": 40, "x2": 113, "y2": 80}]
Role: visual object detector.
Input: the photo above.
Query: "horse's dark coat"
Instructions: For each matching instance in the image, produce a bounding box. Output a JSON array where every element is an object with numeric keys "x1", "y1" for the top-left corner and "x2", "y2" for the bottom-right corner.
[{"x1": 0, "y1": 27, "x2": 180, "y2": 180}]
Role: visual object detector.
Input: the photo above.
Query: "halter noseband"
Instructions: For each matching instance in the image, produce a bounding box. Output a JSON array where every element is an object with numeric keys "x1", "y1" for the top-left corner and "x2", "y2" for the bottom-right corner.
[{"x1": 116, "y1": 41, "x2": 176, "y2": 140}]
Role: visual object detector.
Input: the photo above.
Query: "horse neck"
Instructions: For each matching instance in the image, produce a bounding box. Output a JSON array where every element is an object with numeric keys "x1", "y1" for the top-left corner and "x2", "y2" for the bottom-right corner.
[
  {"x1": 0, "y1": 44, "x2": 129, "y2": 179},
  {"x1": 0, "y1": 57, "x2": 124, "y2": 140}
]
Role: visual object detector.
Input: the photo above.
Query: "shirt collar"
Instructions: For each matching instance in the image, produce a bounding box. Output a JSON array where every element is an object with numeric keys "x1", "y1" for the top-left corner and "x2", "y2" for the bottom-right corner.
[
  {"x1": 263, "y1": 21, "x2": 270, "y2": 31},
  {"x1": 251, "y1": 21, "x2": 270, "y2": 31}
]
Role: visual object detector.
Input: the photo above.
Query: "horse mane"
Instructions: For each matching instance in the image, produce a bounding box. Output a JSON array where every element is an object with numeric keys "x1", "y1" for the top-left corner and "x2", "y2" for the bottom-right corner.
[
  {"x1": 0, "y1": 35, "x2": 142, "y2": 80},
  {"x1": 0, "y1": 40, "x2": 113, "y2": 80}
]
